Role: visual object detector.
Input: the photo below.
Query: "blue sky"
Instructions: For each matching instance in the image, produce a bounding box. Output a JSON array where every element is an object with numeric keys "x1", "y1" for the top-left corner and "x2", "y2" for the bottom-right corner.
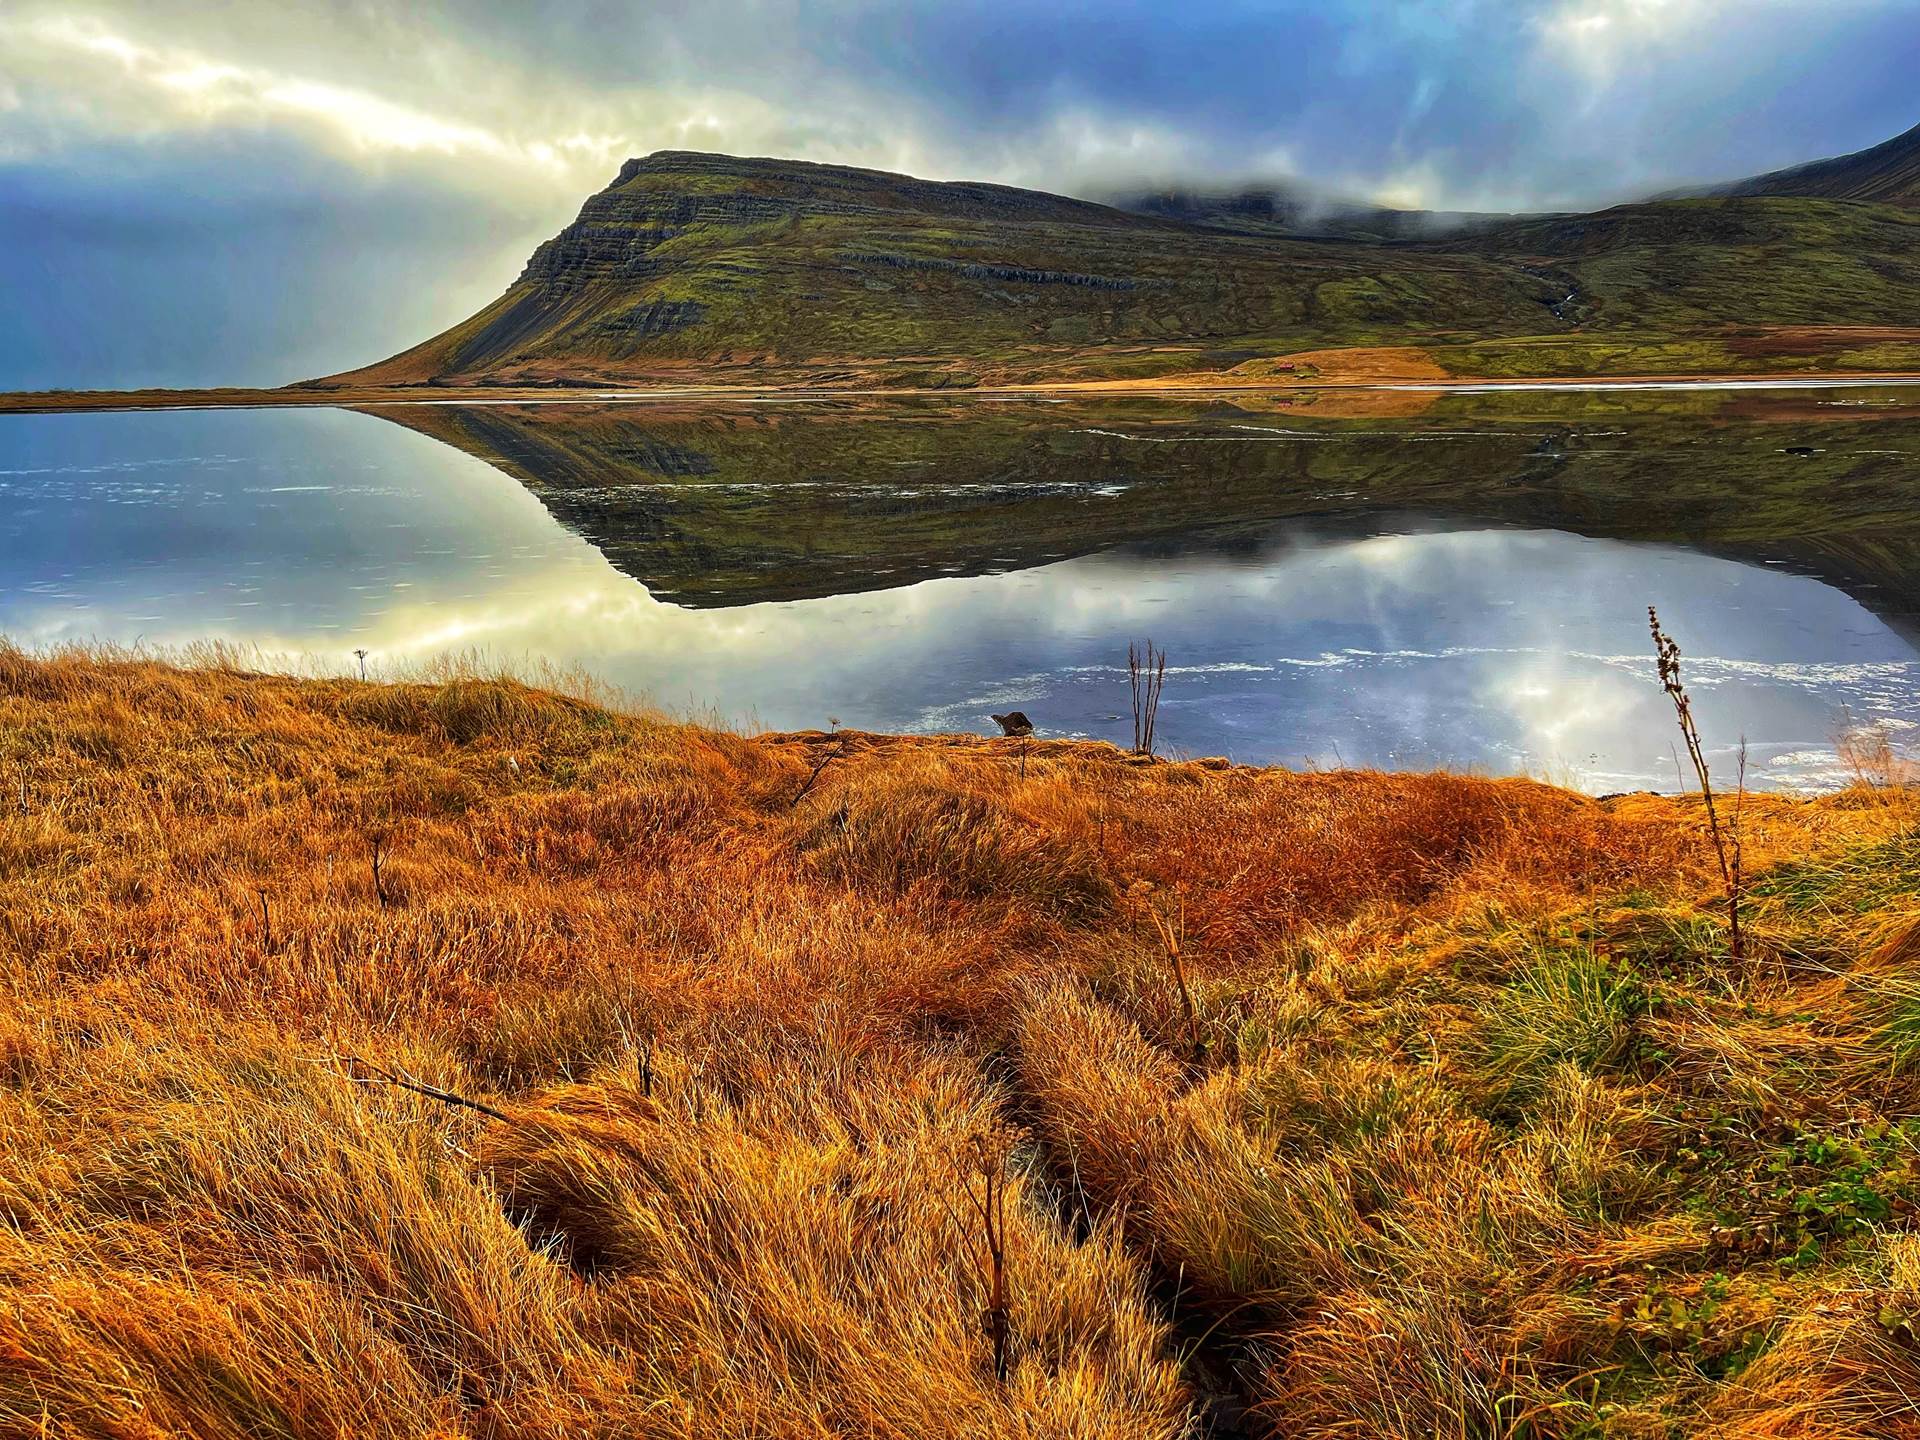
[{"x1": 3, "y1": 0, "x2": 1917, "y2": 389}]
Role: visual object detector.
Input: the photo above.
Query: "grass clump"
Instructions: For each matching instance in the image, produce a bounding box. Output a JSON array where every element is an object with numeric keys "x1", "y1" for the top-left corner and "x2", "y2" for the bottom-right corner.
[
  {"x1": 791, "y1": 749, "x2": 1114, "y2": 920},
  {"x1": 1473, "y1": 949, "x2": 1654, "y2": 1105},
  {"x1": 1871, "y1": 976, "x2": 1920, "y2": 1074}
]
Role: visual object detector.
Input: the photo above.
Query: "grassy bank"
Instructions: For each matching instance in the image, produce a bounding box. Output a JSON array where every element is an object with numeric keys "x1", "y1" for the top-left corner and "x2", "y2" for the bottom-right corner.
[{"x1": 3, "y1": 647, "x2": 1919, "y2": 1437}]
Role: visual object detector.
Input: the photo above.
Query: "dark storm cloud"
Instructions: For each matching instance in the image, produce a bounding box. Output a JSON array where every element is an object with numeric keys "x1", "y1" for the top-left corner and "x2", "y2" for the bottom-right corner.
[{"x1": 2, "y1": 0, "x2": 1917, "y2": 387}]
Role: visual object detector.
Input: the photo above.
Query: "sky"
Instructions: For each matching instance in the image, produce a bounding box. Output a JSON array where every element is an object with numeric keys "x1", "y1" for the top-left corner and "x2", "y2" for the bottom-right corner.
[{"x1": 3, "y1": 0, "x2": 1917, "y2": 390}]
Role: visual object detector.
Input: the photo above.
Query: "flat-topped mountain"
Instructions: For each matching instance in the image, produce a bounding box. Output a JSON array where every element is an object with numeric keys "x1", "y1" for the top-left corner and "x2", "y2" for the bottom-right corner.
[
  {"x1": 597, "y1": 150, "x2": 1148, "y2": 226},
  {"x1": 327, "y1": 150, "x2": 1565, "y2": 389},
  {"x1": 324, "y1": 126, "x2": 1920, "y2": 390}
]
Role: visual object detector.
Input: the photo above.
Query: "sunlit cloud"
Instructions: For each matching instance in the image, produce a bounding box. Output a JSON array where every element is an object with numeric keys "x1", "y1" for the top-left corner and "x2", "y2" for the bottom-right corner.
[
  {"x1": 1363, "y1": 161, "x2": 1446, "y2": 212},
  {"x1": 9, "y1": 15, "x2": 603, "y2": 177},
  {"x1": 1533, "y1": 0, "x2": 1729, "y2": 89}
]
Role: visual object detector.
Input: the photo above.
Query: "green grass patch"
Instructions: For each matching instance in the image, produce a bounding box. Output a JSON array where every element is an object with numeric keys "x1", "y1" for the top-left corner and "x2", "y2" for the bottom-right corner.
[
  {"x1": 1752, "y1": 832, "x2": 1920, "y2": 915},
  {"x1": 1472, "y1": 950, "x2": 1655, "y2": 1104}
]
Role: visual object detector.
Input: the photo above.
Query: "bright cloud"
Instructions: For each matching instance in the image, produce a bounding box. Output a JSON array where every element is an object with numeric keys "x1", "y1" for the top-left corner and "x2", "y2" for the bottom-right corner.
[
  {"x1": 7, "y1": 15, "x2": 601, "y2": 178},
  {"x1": 1534, "y1": 0, "x2": 1729, "y2": 86}
]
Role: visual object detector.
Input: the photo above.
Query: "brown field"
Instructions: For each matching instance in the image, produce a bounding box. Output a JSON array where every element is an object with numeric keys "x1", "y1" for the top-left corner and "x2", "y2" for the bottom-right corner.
[
  {"x1": 3, "y1": 647, "x2": 1920, "y2": 1437},
  {"x1": 1722, "y1": 327, "x2": 1920, "y2": 359}
]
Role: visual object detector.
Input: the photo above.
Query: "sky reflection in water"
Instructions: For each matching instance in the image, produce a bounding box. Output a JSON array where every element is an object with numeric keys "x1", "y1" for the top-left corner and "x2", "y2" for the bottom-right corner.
[{"x1": 2, "y1": 406, "x2": 1915, "y2": 791}]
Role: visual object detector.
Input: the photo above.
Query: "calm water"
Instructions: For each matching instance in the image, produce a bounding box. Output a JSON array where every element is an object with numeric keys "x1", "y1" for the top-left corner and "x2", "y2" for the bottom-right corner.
[{"x1": 3, "y1": 401, "x2": 1917, "y2": 790}]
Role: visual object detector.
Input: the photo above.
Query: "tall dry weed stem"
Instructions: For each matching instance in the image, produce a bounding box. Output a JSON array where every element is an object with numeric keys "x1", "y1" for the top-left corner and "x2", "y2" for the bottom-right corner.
[
  {"x1": 955, "y1": 1138, "x2": 1014, "y2": 1384},
  {"x1": 1134, "y1": 883, "x2": 1206, "y2": 1065},
  {"x1": 1649, "y1": 606, "x2": 1743, "y2": 962}
]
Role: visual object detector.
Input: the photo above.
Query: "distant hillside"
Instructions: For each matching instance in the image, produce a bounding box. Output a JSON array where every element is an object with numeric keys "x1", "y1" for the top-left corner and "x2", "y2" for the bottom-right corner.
[
  {"x1": 1705, "y1": 120, "x2": 1920, "y2": 207},
  {"x1": 1441, "y1": 197, "x2": 1920, "y2": 333},
  {"x1": 325, "y1": 130, "x2": 1920, "y2": 390}
]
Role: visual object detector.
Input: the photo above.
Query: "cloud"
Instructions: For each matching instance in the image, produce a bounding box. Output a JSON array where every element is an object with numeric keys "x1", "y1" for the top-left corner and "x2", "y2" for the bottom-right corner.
[
  {"x1": 10, "y1": 1, "x2": 1915, "y2": 204},
  {"x1": 1533, "y1": 0, "x2": 1719, "y2": 86},
  {"x1": 2, "y1": 0, "x2": 1917, "y2": 386},
  {"x1": 1, "y1": 12, "x2": 620, "y2": 188}
]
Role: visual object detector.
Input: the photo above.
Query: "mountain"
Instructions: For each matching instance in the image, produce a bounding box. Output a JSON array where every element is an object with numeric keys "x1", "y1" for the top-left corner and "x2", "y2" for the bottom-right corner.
[
  {"x1": 324, "y1": 131, "x2": 1920, "y2": 391},
  {"x1": 326, "y1": 150, "x2": 1571, "y2": 390},
  {"x1": 1703, "y1": 120, "x2": 1920, "y2": 208}
]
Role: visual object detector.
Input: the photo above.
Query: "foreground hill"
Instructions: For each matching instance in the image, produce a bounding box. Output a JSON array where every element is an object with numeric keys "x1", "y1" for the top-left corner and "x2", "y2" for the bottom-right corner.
[
  {"x1": 324, "y1": 131, "x2": 1920, "y2": 390},
  {"x1": 5, "y1": 646, "x2": 1920, "y2": 1437}
]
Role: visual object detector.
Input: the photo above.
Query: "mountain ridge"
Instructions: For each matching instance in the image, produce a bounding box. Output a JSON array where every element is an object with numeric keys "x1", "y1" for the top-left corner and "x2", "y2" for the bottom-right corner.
[{"x1": 1702, "y1": 120, "x2": 1920, "y2": 207}]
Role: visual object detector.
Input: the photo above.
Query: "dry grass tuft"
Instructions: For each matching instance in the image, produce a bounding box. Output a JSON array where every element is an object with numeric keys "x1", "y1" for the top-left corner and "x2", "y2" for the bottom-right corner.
[{"x1": 3, "y1": 646, "x2": 1919, "y2": 1436}]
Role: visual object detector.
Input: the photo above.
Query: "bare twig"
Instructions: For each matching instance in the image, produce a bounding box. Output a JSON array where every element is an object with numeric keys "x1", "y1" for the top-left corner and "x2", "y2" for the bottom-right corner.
[
  {"x1": 1128, "y1": 640, "x2": 1168, "y2": 756},
  {"x1": 790, "y1": 732, "x2": 847, "y2": 809},
  {"x1": 340, "y1": 1055, "x2": 512, "y2": 1123},
  {"x1": 370, "y1": 836, "x2": 390, "y2": 909},
  {"x1": 257, "y1": 888, "x2": 274, "y2": 953},
  {"x1": 953, "y1": 1137, "x2": 1013, "y2": 1384},
  {"x1": 1141, "y1": 891, "x2": 1205, "y2": 1065},
  {"x1": 1734, "y1": 737, "x2": 1748, "y2": 955}
]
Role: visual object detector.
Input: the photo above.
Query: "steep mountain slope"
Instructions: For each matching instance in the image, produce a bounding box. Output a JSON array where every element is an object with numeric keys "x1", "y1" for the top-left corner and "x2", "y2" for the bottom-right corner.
[
  {"x1": 325, "y1": 129, "x2": 1920, "y2": 390},
  {"x1": 1707, "y1": 120, "x2": 1920, "y2": 207}
]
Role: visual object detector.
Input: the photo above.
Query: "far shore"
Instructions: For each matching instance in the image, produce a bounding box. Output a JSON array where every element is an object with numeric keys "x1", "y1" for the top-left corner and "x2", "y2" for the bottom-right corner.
[{"x1": 8, "y1": 368, "x2": 1920, "y2": 415}]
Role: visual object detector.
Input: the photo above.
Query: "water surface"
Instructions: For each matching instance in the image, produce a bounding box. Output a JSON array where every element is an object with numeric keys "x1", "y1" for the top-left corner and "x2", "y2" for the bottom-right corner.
[{"x1": 3, "y1": 395, "x2": 1917, "y2": 790}]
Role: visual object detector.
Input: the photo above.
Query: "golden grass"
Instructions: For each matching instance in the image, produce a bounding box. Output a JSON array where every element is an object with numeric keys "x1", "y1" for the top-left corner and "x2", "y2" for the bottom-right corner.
[{"x1": 3, "y1": 643, "x2": 1919, "y2": 1437}]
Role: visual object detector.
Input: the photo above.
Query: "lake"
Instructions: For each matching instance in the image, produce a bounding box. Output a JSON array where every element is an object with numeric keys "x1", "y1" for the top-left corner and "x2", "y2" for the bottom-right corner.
[{"x1": 4, "y1": 387, "x2": 1919, "y2": 790}]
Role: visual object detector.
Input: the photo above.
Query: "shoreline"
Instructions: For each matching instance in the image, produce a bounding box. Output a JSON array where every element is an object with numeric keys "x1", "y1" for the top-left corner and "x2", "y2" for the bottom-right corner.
[
  {"x1": 6, "y1": 369, "x2": 1920, "y2": 414},
  {"x1": 4, "y1": 639, "x2": 1901, "y2": 797}
]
